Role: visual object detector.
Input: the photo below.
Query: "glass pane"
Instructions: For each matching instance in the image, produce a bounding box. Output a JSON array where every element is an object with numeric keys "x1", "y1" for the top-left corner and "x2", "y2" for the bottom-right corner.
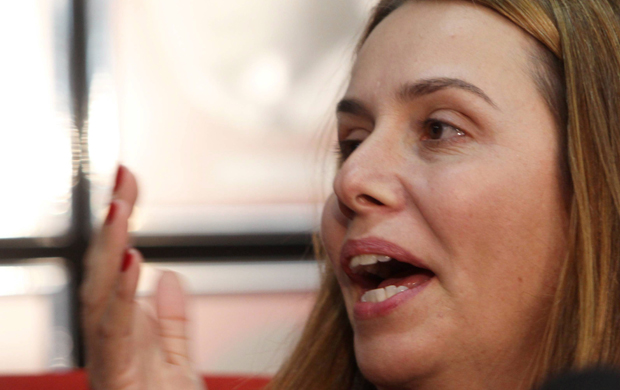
[
  {"x1": 0, "y1": 1, "x2": 74, "y2": 240},
  {"x1": 88, "y1": 0, "x2": 373, "y2": 236},
  {"x1": 137, "y1": 260, "x2": 319, "y2": 374},
  {"x1": 0, "y1": 258, "x2": 73, "y2": 373}
]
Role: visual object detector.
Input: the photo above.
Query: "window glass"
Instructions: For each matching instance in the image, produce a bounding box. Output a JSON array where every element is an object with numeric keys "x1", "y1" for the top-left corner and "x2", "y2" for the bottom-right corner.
[
  {"x1": 0, "y1": 259, "x2": 72, "y2": 372},
  {"x1": 0, "y1": 1, "x2": 73, "y2": 240},
  {"x1": 137, "y1": 260, "x2": 320, "y2": 374},
  {"x1": 88, "y1": 0, "x2": 373, "y2": 235}
]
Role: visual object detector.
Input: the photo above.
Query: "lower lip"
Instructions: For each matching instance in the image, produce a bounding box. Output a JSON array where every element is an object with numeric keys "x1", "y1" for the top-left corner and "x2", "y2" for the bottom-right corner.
[{"x1": 353, "y1": 277, "x2": 434, "y2": 320}]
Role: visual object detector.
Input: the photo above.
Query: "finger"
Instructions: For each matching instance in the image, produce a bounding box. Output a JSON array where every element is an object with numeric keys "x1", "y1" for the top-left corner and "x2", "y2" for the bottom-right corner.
[
  {"x1": 95, "y1": 249, "x2": 142, "y2": 366},
  {"x1": 156, "y1": 271, "x2": 192, "y2": 366},
  {"x1": 81, "y1": 198, "x2": 132, "y2": 320},
  {"x1": 82, "y1": 165, "x2": 139, "y2": 308},
  {"x1": 112, "y1": 165, "x2": 139, "y2": 212}
]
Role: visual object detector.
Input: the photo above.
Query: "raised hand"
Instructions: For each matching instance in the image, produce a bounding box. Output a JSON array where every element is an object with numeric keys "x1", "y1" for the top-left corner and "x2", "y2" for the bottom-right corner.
[{"x1": 81, "y1": 166, "x2": 205, "y2": 390}]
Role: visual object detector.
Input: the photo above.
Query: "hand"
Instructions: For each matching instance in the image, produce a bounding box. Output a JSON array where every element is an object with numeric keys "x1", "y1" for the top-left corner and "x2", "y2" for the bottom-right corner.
[{"x1": 81, "y1": 166, "x2": 205, "y2": 390}]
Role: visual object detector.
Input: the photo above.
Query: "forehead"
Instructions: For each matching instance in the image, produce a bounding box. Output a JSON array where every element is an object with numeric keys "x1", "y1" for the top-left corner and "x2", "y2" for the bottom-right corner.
[{"x1": 347, "y1": 0, "x2": 537, "y2": 109}]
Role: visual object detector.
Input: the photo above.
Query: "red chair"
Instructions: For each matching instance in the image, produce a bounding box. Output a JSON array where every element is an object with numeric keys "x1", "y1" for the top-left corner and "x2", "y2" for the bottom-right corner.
[{"x1": 0, "y1": 370, "x2": 270, "y2": 390}]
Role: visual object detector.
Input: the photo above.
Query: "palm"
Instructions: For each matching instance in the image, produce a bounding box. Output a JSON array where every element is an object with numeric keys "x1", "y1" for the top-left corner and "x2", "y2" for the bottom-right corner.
[{"x1": 81, "y1": 166, "x2": 205, "y2": 390}]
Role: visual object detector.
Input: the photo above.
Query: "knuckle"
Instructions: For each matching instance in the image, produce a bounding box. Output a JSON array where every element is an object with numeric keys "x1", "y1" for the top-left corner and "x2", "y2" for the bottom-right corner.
[
  {"x1": 164, "y1": 350, "x2": 190, "y2": 365},
  {"x1": 115, "y1": 281, "x2": 136, "y2": 302},
  {"x1": 95, "y1": 321, "x2": 116, "y2": 340},
  {"x1": 158, "y1": 318, "x2": 187, "y2": 339},
  {"x1": 80, "y1": 289, "x2": 109, "y2": 313},
  {"x1": 95, "y1": 317, "x2": 130, "y2": 341}
]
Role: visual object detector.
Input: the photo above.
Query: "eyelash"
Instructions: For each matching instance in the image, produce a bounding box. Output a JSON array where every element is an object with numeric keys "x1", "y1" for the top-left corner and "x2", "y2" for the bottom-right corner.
[
  {"x1": 335, "y1": 119, "x2": 466, "y2": 162},
  {"x1": 334, "y1": 139, "x2": 361, "y2": 165}
]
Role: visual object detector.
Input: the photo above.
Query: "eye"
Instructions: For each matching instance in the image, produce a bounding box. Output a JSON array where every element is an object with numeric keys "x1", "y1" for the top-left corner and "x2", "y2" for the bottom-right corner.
[
  {"x1": 336, "y1": 139, "x2": 362, "y2": 163},
  {"x1": 423, "y1": 119, "x2": 465, "y2": 141}
]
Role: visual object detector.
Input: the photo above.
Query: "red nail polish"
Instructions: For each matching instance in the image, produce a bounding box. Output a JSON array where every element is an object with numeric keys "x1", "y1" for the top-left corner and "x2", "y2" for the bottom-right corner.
[
  {"x1": 105, "y1": 201, "x2": 117, "y2": 225},
  {"x1": 121, "y1": 250, "x2": 133, "y2": 272},
  {"x1": 113, "y1": 165, "x2": 124, "y2": 193}
]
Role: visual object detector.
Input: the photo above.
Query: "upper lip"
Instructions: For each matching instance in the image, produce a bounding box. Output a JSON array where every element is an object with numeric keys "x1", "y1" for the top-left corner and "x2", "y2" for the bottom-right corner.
[{"x1": 340, "y1": 237, "x2": 431, "y2": 277}]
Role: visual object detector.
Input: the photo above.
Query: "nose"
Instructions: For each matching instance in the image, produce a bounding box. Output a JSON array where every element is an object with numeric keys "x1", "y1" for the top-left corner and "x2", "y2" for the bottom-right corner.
[{"x1": 333, "y1": 133, "x2": 406, "y2": 219}]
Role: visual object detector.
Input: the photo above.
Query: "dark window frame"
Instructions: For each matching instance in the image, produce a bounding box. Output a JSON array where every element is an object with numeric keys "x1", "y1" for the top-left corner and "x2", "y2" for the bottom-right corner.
[{"x1": 0, "y1": 0, "x2": 314, "y2": 367}]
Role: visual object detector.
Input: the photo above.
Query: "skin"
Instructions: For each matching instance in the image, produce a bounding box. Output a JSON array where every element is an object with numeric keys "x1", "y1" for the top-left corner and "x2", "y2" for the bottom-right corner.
[
  {"x1": 321, "y1": 1, "x2": 568, "y2": 389},
  {"x1": 81, "y1": 166, "x2": 204, "y2": 390},
  {"x1": 82, "y1": 1, "x2": 568, "y2": 389}
]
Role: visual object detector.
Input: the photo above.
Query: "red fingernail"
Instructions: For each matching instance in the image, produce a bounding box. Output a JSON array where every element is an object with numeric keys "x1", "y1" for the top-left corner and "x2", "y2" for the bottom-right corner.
[
  {"x1": 121, "y1": 250, "x2": 133, "y2": 272},
  {"x1": 113, "y1": 165, "x2": 124, "y2": 193},
  {"x1": 105, "y1": 201, "x2": 117, "y2": 225}
]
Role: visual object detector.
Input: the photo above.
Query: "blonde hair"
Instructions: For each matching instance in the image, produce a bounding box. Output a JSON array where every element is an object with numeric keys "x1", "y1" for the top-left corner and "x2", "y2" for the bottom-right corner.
[{"x1": 267, "y1": 1, "x2": 620, "y2": 389}]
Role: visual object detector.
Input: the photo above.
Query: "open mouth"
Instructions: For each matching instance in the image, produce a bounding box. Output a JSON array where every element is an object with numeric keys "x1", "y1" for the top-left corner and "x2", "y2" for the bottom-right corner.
[{"x1": 349, "y1": 254, "x2": 435, "y2": 303}]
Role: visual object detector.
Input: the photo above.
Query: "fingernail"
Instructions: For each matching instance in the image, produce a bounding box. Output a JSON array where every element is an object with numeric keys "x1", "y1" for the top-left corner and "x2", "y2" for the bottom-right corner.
[
  {"x1": 113, "y1": 165, "x2": 124, "y2": 193},
  {"x1": 121, "y1": 249, "x2": 133, "y2": 272},
  {"x1": 105, "y1": 201, "x2": 117, "y2": 225}
]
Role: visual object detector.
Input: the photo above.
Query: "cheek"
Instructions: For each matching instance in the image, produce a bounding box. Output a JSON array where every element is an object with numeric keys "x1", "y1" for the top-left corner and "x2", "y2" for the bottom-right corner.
[
  {"x1": 320, "y1": 195, "x2": 358, "y2": 316},
  {"x1": 419, "y1": 155, "x2": 567, "y2": 311},
  {"x1": 320, "y1": 195, "x2": 348, "y2": 270}
]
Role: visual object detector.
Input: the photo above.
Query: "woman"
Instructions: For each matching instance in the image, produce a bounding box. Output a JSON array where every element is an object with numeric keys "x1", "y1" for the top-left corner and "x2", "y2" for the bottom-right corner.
[{"x1": 81, "y1": 0, "x2": 620, "y2": 389}]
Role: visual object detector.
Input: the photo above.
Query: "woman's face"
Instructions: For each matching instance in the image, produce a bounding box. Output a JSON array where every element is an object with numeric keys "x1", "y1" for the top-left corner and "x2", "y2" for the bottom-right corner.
[{"x1": 321, "y1": 1, "x2": 568, "y2": 389}]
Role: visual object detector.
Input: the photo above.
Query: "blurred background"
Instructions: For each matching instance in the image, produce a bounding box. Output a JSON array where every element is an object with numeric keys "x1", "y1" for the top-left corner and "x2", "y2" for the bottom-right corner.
[{"x1": 0, "y1": 0, "x2": 371, "y2": 375}]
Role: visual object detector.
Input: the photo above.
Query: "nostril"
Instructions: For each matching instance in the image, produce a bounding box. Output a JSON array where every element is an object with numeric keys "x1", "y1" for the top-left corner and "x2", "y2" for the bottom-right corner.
[{"x1": 356, "y1": 194, "x2": 384, "y2": 206}]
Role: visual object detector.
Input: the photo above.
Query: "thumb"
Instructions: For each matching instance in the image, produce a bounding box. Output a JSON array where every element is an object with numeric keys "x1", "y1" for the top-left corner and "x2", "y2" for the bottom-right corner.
[{"x1": 156, "y1": 271, "x2": 192, "y2": 366}]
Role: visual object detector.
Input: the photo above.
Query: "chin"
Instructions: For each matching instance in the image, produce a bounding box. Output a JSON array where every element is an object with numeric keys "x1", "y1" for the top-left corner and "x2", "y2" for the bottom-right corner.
[{"x1": 353, "y1": 330, "x2": 442, "y2": 388}]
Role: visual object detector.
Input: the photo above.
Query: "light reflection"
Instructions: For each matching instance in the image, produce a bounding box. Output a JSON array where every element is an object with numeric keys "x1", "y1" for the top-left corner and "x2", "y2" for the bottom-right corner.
[
  {"x1": 49, "y1": 327, "x2": 74, "y2": 370},
  {"x1": 88, "y1": 73, "x2": 121, "y2": 175},
  {"x1": 0, "y1": 267, "x2": 29, "y2": 296},
  {"x1": 88, "y1": 71, "x2": 121, "y2": 225},
  {"x1": 87, "y1": 0, "x2": 364, "y2": 235},
  {"x1": 0, "y1": 0, "x2": 72, "y2": 239},
  {"x1": 0, "y1": 262, "x2": 68, "y2": 297},
  {"x1": 238, "y1": 52, "x2": 291, "y2": 107},
  {"x1": 0, "y1": 259, "x2": 73, "y2": 372}
]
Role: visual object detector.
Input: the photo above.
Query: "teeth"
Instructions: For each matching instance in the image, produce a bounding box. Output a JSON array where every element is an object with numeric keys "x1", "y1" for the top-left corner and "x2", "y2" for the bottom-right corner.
[
  {"x1": 360, "y1": 285, "x2": 408, "y2": 303},
  {"x1": 350, "y1": 254, "x2": 391, "y2": 268},
  {"x1": 385, "y1": 285, "x2": 399, "y2": 297}
]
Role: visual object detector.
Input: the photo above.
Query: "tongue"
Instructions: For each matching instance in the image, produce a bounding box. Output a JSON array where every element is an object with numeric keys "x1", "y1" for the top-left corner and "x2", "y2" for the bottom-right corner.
[{"x1": 377, "y1": 269, "x2": 434, "y2": 290}]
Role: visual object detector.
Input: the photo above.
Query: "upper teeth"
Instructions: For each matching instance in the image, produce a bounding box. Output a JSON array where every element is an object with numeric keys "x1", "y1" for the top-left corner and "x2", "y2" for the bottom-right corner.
[{"x1": 350, "y1": 254, "x2": 392, "y2": 268}]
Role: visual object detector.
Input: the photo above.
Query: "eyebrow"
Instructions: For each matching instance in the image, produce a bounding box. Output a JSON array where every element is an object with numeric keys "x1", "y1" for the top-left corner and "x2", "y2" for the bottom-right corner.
[
  {"x1": 336, "y1": 77, "x2": 498, "y2": 119},
  {"x1": 336, "y1": 99, "x2": 374, "y2": 121},
  {"x1": 398, "y1": 77, "x2": 498, "y2": 109}
]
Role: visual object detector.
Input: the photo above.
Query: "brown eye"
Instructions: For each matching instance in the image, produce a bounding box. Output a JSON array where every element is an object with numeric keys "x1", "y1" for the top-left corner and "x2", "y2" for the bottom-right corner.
[
  {"x1": 429, "y1": 122, "x2": 444, "y2": 140},
  {"x1": 425, "y1": 120, "x2": 465, "y2": 141}
]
